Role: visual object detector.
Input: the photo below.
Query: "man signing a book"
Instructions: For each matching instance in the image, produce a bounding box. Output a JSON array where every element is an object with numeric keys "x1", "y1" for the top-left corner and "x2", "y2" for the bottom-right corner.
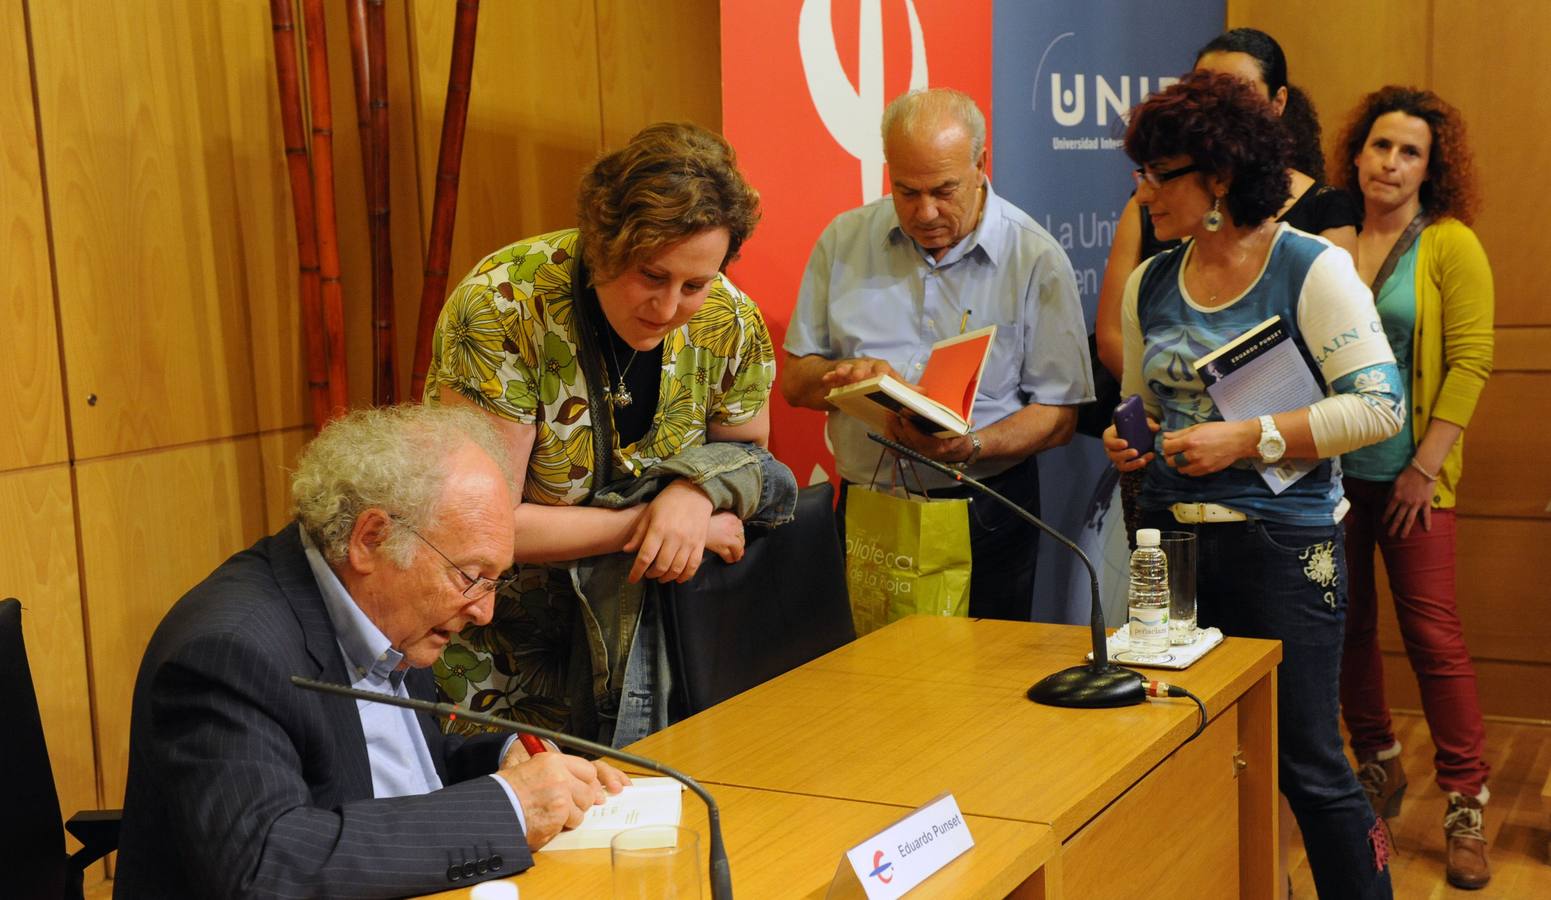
[{"x1": 780, "y1": 88, "x2": 1093, "y2": 621}]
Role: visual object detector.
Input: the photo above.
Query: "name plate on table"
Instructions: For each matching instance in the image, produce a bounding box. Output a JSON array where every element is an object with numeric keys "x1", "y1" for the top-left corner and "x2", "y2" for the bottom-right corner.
[{"x1": 827, "y1": 794, "x2": 974, "y2": 899}]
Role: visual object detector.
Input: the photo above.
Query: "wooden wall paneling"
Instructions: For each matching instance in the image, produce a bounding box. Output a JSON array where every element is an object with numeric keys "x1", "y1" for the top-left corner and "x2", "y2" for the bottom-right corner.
[
  {"x1": 1, "y1": 2, "x2": 68, "y2": 471},
  {"x1": 1373, "y1": 516, "x2": 1551, "y2": 666},
  {"x1": 30, "y1": 1, "x2": 261, "y2": 459},
  {"x1": 1381, "y1": 653, "x2": 1551, "y2": 723},
  {"x1": 1492, "y1": 327, "x2": 1551, "y2": 374},
  {"x1": 258, "y1": 426, "x2": 311, "y2": 533},
  {"x1": 594, "y1": 0, "x2": 723, "y2": 149},
  {"x1": 76, "y1": 438, "x2": 269, "y2": 807},
  {"x1": 1226, "y1": 0, "x2": 1429, "y2": 167},
  {"x1": 322, "y1": 0, "x2": 426, "y2": 409},
  {"x1": 0, "y1": 466, "x2": 96, "y2": 850},
  {"x1": 1431, "y1": 1, "x2": 1547, "y2": 327},
  {"x1": 1452, "y1": 373, "x2": 1551, "y2": 519},
  {"x1": 409, "y1": 0, "x2": 603, "y2": 297},
  {"x1": 214, "y1": 0, "x2": 309, "y2": 433}
]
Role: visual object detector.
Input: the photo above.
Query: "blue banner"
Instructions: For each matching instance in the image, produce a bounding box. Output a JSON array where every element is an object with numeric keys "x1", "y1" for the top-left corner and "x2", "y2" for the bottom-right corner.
[{"x1": 991, "y1": 1, "x2": 1223, "y2": 624}]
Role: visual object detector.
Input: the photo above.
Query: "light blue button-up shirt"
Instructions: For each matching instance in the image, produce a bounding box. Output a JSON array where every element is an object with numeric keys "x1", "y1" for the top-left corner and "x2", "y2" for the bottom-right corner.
[
  {"x1": 301, "y1": 530, "x2": 525, "y2": 827},
  {"x1": 787, "y1": 181, "x2": 1093, "y2": 488}
]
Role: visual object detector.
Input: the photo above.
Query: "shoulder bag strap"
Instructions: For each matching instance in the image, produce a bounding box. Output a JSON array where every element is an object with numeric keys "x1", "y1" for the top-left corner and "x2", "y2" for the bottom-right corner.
[{"x1": 1368, "y1": 213, "x2": 1428, "y2": 296}]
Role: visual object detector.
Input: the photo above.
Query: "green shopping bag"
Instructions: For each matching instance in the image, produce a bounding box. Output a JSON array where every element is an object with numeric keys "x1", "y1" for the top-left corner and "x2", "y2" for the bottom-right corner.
[{"x1": 843, "y1": 481, "x2": 972, "y2": 636}]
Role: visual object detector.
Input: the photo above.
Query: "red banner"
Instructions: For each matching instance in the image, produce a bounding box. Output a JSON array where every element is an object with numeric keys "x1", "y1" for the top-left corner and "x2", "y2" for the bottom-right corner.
[{"x1": 721, "y1": 0, "x2": 992, "y2": 484}]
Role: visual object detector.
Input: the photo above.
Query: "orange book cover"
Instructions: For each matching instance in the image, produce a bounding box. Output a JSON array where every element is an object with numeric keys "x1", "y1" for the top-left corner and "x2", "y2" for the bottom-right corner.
[{"x1": 916, "y1": 325, "x2": 996, "y2": 419}]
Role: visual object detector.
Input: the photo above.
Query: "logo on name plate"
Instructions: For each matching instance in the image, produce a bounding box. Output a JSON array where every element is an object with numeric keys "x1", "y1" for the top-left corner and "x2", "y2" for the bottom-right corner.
[{"x1": 868, "y1": 849, "x2": 894, "y2": 883}]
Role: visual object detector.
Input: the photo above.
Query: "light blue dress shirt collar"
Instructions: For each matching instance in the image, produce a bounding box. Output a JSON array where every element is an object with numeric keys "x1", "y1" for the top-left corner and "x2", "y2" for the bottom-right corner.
[
  {"x1": 884, "y1": 178, "x2": 1012, "y2": 269},
  {"x1": 299, "y1": 527, "x2": 441, "y2": 799},
  {"x1": 300, "y1": 527, "x2": 407, "y2": 687},
  {"x1": 298, "y1": 528, "x2": 527, "y2": 830}
]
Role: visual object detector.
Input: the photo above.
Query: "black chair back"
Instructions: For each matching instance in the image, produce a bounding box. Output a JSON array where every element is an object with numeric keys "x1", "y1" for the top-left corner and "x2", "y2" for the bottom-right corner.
[
  {"x1": 662, "y1": 482, "x2": 855, "y2": 717},
  {"x1": 0, "y1": 597, "x2": 69, "y2": 899}
]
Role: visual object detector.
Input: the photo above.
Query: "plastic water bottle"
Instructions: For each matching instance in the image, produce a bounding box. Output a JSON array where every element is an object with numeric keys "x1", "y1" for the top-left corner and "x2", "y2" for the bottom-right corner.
[{"x1": 1127, "y1": 528, "x2": 1170, "y2": 655}]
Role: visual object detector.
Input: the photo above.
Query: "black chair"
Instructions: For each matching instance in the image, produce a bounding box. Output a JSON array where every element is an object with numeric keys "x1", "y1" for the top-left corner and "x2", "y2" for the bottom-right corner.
[
  {"x1": 0, "y1": 597, "x2": 120, "y2": 900},
  {"x1": 662, "y1": 482, "x2": 855, "y2": 718}
]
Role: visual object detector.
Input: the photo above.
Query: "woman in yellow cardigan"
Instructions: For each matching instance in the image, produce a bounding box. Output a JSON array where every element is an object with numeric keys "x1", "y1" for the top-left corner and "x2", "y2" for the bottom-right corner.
[{"x1": 1334, "y1": 86, "x2": 1495, "y2": 890}]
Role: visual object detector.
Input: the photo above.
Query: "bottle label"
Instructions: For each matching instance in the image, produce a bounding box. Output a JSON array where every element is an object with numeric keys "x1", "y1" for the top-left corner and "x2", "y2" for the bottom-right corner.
[{"x1": 1128, "y1": 605, "x2": 1170, "y2": 653}]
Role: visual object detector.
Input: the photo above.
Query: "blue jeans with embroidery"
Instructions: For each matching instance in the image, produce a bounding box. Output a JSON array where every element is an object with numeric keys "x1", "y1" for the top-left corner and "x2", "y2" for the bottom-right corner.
[{"x1": 1143, "y1": 513, "x2": 1392, "y2": 900}]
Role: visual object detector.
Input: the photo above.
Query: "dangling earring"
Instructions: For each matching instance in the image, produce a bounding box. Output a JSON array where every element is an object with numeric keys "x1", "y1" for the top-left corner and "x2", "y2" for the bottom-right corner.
[{"x1": 1203, "y1": 197, "x2": 1224, "y2": 233}]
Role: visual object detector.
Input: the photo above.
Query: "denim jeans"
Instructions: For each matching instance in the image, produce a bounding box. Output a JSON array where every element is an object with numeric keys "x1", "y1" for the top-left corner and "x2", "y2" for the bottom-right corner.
[
  {"x1": 839, "y1": 454, "x2": 1041, "y2": 621},
  {"x1": 1340, "y1": 477, "x2": 1488, "y2": 796},
  {"x1": 1143, "y1": 511, "x2": 1392, "y2": 900}
]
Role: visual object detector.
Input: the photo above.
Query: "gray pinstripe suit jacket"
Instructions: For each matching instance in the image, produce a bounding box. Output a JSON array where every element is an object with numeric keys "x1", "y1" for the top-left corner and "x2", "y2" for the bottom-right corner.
[{"x1": 114, "y1": 523, "x2": 534, "y2": 899}]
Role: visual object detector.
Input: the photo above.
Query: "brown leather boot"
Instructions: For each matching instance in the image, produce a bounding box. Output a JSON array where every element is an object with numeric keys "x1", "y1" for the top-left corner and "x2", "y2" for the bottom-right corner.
[
  {"x1": 1444, "y1": 792, "x2": 1491, "y2": 889},
  {"x1": 1356, "y1": 752, "x2": 1407, "y2": 819}
]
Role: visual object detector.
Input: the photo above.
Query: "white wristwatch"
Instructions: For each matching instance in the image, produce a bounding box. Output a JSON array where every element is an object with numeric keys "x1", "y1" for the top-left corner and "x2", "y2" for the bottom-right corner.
[{"x1": 1256, "y1": 414, "x2": 1286, "y2": 464}]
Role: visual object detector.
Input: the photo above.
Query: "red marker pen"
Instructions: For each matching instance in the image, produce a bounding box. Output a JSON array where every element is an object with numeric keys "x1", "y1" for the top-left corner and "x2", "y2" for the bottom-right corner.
[{"x1": 518, "y1": 733, "x2": 547, "y2": 756}]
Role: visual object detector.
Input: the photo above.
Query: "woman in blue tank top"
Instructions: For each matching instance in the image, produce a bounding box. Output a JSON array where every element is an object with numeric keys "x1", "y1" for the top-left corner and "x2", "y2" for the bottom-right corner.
[{"x1": 1102, "y1": 72, "x2": 1404, "y2": 899}]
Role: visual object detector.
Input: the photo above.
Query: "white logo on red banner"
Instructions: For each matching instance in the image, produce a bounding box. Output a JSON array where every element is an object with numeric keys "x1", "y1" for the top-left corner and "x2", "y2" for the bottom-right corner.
[{"x1": 798, "y1": 0, "x2": 929, "y2": 203}]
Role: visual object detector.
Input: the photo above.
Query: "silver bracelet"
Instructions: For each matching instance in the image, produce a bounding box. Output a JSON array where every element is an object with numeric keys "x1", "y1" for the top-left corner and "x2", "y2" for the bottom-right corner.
[{"x1": 1408, "y1": 457, "x2": 1439, "y2": 481}]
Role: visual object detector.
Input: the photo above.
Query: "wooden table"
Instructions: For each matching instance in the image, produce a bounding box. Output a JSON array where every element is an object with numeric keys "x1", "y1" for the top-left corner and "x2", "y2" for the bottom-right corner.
[
  {"x1": 422, "y1": 617, "x2": 1280, "y2": 899},
  {"x1": 417, "y1": 783, "x2": 1055, "y2": 899}
]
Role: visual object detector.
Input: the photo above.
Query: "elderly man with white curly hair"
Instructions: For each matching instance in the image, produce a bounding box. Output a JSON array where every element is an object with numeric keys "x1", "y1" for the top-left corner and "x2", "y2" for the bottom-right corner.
[{"x1": 115, "y1": 404, "x2": 628, "y2": 900}]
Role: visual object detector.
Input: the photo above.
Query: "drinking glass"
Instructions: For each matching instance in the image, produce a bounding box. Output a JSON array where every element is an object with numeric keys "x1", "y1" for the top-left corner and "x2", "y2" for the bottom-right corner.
[
  {"x1": 612, "y1": 825, "x2": 701, "y2": 899},
  {"x1": 1159, "y1": 531, "x2": 1197, "y2": 645}
]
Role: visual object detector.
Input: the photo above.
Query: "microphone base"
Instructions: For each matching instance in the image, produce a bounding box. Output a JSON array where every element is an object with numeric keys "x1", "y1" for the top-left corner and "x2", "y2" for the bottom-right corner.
[{"x1": 1027, "y1": 664, "x2": 1148, "y2": 708}]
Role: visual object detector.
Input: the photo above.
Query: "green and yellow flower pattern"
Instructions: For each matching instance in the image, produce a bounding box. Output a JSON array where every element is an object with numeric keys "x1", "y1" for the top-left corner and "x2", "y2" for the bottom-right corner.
[
  {"x1": 424, "y1": 229, "x2": 774, "y2": 733},
  {"x1": 426, "y1": 228, "x2": 774, "y2": 502}
]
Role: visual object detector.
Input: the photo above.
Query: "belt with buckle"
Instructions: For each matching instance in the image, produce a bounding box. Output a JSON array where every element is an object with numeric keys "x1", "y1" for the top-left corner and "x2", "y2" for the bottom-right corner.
[{"x1": 1170, "y1": 502, "x2": 1248, "y2": 523}]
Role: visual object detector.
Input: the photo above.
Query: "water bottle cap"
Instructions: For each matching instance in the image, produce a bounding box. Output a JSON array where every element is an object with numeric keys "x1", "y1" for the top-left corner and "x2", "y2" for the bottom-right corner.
[
  {"x1": 471, "y1": 881, "x2": 518, "y2": 900},
  {"x1": 1136, "y1": 528, "x2": 1161, "y2": 547}
]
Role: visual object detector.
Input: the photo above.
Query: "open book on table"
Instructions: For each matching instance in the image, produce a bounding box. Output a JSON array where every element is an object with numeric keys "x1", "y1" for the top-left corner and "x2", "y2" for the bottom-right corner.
[
  {"x1": 1192, "y1": 315, "x2": 1325, "y2": 494},
  {"x1": 537, "y1": 777, "x2": 684, "y2": 851},
  {"x1": 824, "y1": 324, "x2": 996, "y2": 438}
]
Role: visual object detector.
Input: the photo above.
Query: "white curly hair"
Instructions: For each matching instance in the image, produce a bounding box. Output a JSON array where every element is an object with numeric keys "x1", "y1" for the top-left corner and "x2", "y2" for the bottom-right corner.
[{"x1": 290, "y1": 404, "x2": 515, "y2": 566}]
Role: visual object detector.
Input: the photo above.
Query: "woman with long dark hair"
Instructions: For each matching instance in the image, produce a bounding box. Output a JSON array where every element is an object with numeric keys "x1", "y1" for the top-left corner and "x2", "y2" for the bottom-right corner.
[
  {"x1": 1097, "y1": 27, "x2": 1359, "y2": 380},
  {"x1": 1334, "y1": 86, "x2": 1495, "y2": 890}
]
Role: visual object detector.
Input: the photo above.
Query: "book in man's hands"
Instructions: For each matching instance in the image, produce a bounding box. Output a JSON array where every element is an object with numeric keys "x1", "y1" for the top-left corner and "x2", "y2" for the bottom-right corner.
[
  {"x1": 536, "y1": 777, "x2": 683, "y2": 851},
  {"x1": 1192, "y1": 315, "x2": 1324, "y2": 494},
  {"x1": 824, "y1": 325, "x2": 996, "y2": 438}
]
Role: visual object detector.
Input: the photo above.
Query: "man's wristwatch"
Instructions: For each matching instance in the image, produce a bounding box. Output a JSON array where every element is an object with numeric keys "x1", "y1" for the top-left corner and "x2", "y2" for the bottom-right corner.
[
  {"x1": 1256, "y1": 414, "x2": 1286, "y2": 464},
  {"x1": 955, "y1": 431, "x2": 983, "y2": 469}
]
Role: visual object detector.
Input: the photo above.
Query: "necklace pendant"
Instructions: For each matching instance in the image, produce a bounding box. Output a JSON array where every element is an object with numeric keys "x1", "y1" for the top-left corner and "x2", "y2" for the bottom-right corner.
[{"x1": 612, "y1": 380, "x2": 634, "y2": 408}]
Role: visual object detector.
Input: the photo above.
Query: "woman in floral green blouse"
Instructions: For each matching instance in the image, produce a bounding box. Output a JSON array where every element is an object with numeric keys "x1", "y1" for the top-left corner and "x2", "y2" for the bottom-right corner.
[{"x1": 425, "y1": 122, "x2": 780, "y2": 742}]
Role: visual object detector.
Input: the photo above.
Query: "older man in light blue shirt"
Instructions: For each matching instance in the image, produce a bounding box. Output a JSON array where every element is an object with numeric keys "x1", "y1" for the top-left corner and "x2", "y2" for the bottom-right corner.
[{"x1": 781, "y1": 88, "x2": 1092, "y2": 621}]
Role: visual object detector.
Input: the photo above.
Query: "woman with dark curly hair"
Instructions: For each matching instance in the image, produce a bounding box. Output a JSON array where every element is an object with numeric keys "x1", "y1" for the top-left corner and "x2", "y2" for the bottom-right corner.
[
  {"x1": 1096, "y1": 27, "x2": 1359, "y2": 381},
  {"x1": 424, "y1": 122, "x2": 795, "y2": 746},
  {"x1": 1334, "y1": 87, "x2": 1496, "y2": 890},
  {"x1": 1102, "y1": 71, "x2": 1402, "y2": 898}
]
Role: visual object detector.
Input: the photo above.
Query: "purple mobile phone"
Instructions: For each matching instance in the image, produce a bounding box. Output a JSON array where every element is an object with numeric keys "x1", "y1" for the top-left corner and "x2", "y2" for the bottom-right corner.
[{"x1": 1113, "y1": 394, "x2": 1152, "y2": 455}]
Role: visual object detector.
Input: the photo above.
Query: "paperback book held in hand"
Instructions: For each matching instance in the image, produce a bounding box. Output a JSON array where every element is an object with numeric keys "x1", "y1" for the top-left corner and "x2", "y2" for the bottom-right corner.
[
  {"x1": 537, "y1": 777, "x2": 684, "y2": 851},
  {"x1": 1192, "y1": 315, "x2": 1324, "y2": 494},
  {"x1": 825, "y1": 325, "x2": 996, "y2": 438}
]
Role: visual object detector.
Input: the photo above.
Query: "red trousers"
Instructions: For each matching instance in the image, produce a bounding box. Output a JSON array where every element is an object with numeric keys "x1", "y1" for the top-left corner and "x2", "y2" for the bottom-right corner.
[{"x1": 1339, "y1": 476, "x2": 1489, "y2": 795}]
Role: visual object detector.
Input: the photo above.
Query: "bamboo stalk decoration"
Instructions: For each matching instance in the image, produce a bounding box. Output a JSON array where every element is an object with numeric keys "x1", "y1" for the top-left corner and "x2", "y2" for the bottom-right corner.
[
  {"x1": 268, "y1": 0, "x2": 332, "y2": 432},
  {"x1": 346, "y1": 0, "x2": 371, "y2": 166},
  {"x1": 366, "y1": 0, "x2": 396, "y2": 404},
  {"x1": 301, "y1": 0, "x2": 350, "y2": 416},
  {"x1": 410, "y1": 0, "x2": 481, "y2": 401}
]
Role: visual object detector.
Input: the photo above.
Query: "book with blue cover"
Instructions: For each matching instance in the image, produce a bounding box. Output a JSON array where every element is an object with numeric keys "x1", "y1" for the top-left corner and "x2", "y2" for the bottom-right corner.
[{"x1": 1192, "y1": 315, "x2": 1324, "y2": 494}]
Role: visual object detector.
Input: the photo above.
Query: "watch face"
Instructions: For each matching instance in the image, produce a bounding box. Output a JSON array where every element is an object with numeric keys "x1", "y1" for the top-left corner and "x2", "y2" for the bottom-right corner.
[{"x1": 1259, "y1": 433, "x2": 1286, "y2": 463}]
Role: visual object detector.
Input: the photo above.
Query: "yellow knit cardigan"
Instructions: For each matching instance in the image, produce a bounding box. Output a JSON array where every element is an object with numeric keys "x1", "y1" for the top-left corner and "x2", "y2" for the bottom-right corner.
[{"x1": 1409, "y1": 218, "x2": 1494, "y2": 508}]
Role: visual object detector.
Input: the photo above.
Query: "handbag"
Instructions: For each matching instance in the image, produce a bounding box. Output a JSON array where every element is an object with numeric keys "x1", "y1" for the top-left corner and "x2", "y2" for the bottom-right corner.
[
  {"x1": 843, "y1": 458, "x2": 972, "y2": 635},
  {"x1": 659, "y1": 482, "x2": 855, "y2": 718}
]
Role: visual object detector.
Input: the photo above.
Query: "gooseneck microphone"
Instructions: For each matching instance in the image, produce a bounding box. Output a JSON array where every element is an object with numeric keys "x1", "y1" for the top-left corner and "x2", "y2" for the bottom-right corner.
[
  {"x1": 865, "y1": 433, "x2": 1146, "y2": 708},
  {"x1": 290, "y1": 675, "x2": 733, "y2": 899}
]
